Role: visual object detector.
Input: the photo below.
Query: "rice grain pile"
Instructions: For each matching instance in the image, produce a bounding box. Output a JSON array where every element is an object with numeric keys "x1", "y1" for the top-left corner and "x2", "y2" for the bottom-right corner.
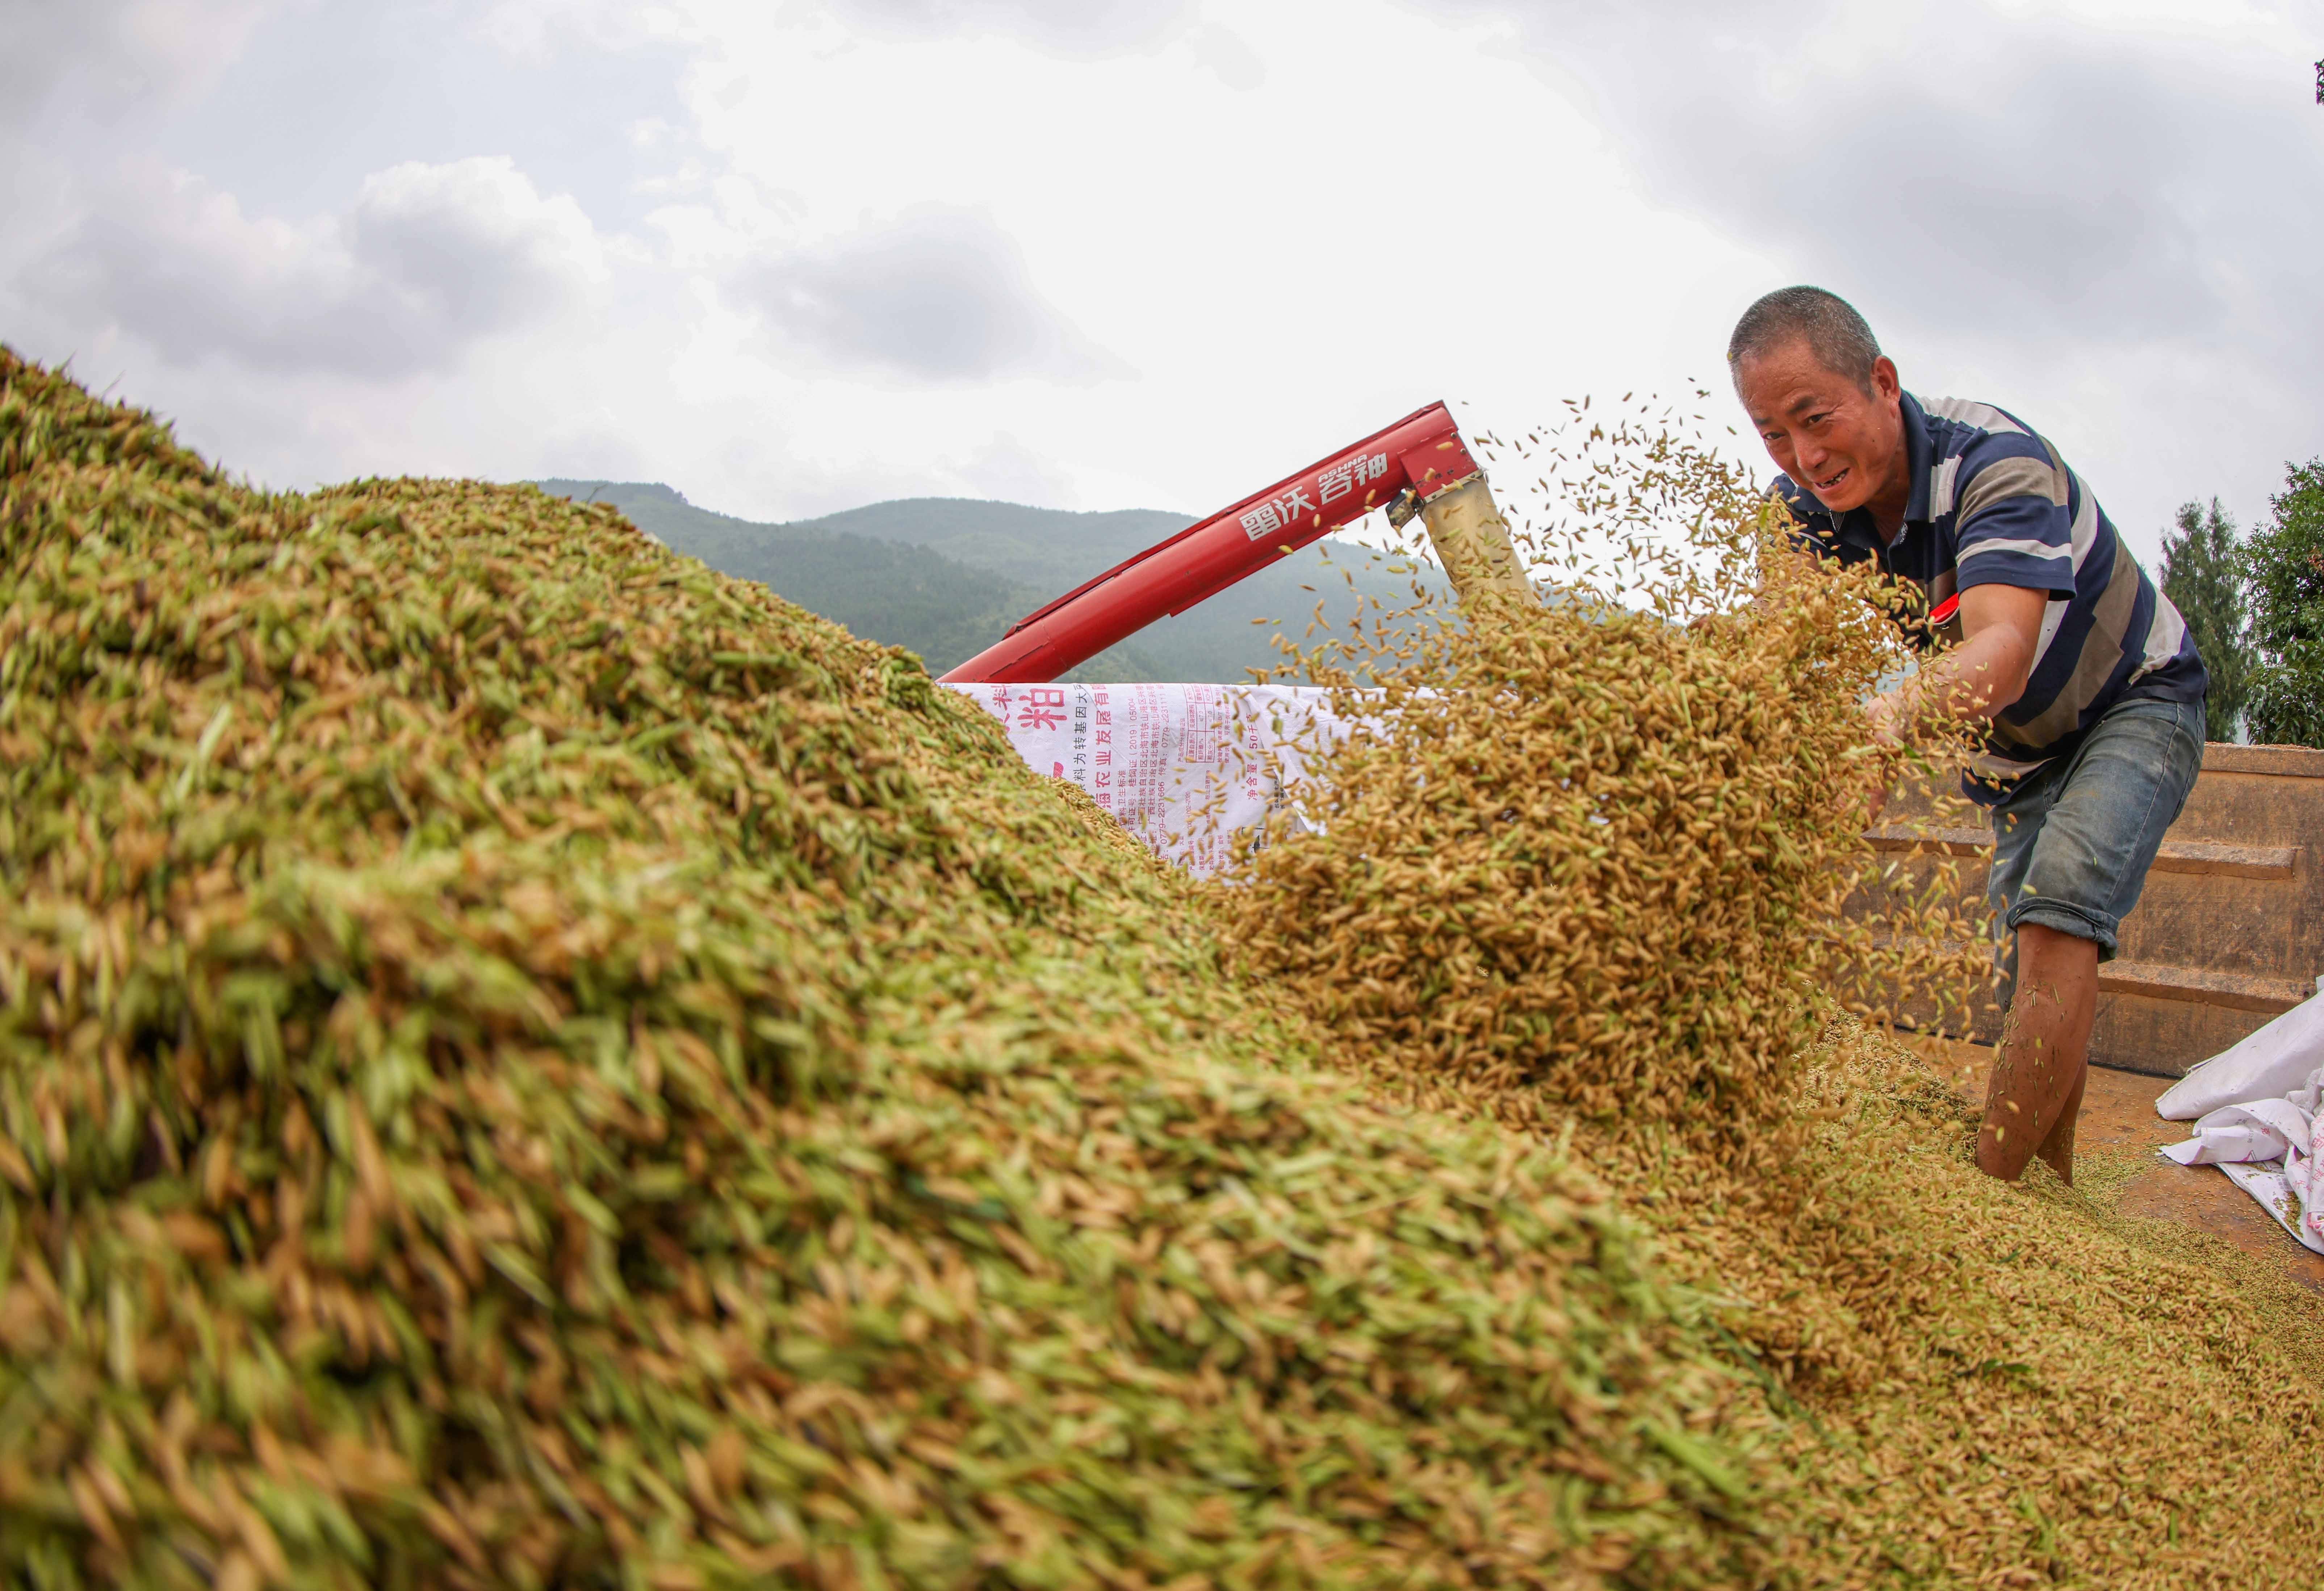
[
  {"x1": 1771, "y1": 1024, "x2": 2324, "y2": 1585},
  {"x1": 7, "y1": 352, "x2": 2323, "y2": 1591},
  {"x1": 0, "y1": 350, "x2": 1777, "y2": 1590},
  {"x1": 1220, "y1": 417, "x2": 1988, "y2": 1150},
  {"x1": 1220, "y1": 407, "x2": 2324, "y2": 1586}
]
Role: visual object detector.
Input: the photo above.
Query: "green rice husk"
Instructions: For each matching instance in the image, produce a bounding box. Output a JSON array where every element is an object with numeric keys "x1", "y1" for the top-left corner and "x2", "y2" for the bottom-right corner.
[
  {"x1": 6, "y1": 350, "x2": 2321, "y2": 1591},
  {"x1": 1221, "y1": 405, "x2": 2324, "y2": 1587},
  {"x1": 0, "y1": 349, "x2": 1774, "y2": 1590}
]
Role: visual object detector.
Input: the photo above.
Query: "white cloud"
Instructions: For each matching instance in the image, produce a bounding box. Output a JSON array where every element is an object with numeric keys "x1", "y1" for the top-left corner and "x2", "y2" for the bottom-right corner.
[
  {"x1": 472, "y1": 0, "x2": 697, "y2": 62},
  {"x1": 4, "y1": 0, "x2": 2315, "y2": 573},
  {"x1": 1408, "y1": 0, "x2": 2318, "y2": 348},
  {"x1": 1184, "y1": 23, "x2": 1265, "y2": 90},
  {"x1": 1396, "y1": 0, "x2": 2324, "y2": 552},
  {"x1": 951, "y1": 431, "x2": 1079, "y2": 501},
  {"x1": 810, "y1": 0, "x2": 1200, "y2": 53},
  {"x1": 28, "y1": 156, "x2": 607, "y2": 377},
  {"x1": 732, "y1": 205, "x2": 1128, "y2": 382},
  {"x1": 0, "y1": 0, "x2": 278, "y2": 133}
]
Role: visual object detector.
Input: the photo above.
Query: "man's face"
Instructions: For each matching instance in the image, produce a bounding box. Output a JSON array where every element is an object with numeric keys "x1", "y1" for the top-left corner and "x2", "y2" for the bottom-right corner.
[{"x1": 1733, "y1": 339, "x2": 1905, "y2": 515}]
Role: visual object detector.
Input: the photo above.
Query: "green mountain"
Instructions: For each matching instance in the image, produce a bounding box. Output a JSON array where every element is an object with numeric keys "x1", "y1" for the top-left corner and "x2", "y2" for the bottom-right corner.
[
  {"x1": 536, "y1": 482, "x2": 1446, "y2": 682},
  {"x1": 532, "y1": 481, "x2": 1152, "y2": 680},
  {"x1": 778, "y1": 498, "x2": 1189, "y2": 590}
]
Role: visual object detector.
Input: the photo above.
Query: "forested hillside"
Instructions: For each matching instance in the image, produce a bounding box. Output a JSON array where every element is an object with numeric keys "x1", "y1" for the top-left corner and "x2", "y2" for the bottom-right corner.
[{"x1": 537, "y1": 481, "x2": 1443, "y2": 681}]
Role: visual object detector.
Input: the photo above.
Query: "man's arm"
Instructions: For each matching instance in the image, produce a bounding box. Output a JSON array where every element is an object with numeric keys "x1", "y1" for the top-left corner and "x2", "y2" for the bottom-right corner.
[
  {"x1": 1867, "y1": 582, "x2": 2049, "y2": 741},
  {"x1": 1862, "y1": 582, "x2": 2048, "y2": 823}
]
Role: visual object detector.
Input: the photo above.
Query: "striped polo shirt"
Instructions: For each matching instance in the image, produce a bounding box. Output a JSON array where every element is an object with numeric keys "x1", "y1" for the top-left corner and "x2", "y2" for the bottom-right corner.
[{"x1": 1775, "y1": 391, "x2": 2206, "y2": 803}]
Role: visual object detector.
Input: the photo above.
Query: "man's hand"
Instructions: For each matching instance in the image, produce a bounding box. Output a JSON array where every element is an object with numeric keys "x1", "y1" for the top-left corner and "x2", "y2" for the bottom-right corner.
[
  {"x1": 1940, "y1": 583, "x2": 2049, "y2": 719},
  {"x1": 1856, "y1": 583, "x2": 2050, "y2": 830},
  {"x1": 1864, "y1": 690, "x2": 1904, "y2": 750},
  {"x1": 1862, "y1": 691, "x2": 1903, "y2": 827}
]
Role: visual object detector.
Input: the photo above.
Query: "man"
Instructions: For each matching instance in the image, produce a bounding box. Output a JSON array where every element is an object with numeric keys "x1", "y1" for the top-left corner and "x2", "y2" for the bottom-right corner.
[{"x1": 1729, "y1": 286, "x2": 2207, "y2": 1184}]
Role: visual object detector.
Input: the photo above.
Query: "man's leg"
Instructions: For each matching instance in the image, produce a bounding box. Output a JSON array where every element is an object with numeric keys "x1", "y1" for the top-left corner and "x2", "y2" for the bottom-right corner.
[
  {"x1": 1971, "y1": 695, "x2": 2204, "y2": 1184},
  {"x1": 1977, "y1": 922, "x2": 2099, "y2": 1183}
]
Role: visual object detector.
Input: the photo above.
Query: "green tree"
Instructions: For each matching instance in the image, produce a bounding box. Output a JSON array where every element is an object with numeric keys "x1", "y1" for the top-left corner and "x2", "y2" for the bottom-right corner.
[
  {"x1": 2245, "y1": 459, "x2": 2324, "y2": 748},
  {"x1": 2158, "y1": 498, "x2": 2254, "y2": 741}
]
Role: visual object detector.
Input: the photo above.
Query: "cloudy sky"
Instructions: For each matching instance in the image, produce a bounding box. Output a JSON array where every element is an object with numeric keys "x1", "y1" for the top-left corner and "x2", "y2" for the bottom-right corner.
[{"x1": 5, "y1": 0, "x2": 2319, "y2": 565}]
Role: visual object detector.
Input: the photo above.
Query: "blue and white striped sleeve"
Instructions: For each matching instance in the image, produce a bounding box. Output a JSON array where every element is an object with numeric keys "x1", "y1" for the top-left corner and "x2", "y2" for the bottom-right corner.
[{"x1": 1951, "y1": 440, "x2": 2076, "y2": 598}]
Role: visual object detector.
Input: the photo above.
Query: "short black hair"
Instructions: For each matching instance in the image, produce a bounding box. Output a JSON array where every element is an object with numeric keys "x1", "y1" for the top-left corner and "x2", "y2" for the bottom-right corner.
[{"x1": 1727, "y1": 286, "x2": 1881, "y2": 393}]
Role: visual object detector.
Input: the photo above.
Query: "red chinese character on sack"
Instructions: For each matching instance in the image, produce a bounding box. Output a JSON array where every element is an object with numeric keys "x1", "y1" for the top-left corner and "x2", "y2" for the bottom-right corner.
[{"x1": 1016, "y1": 688, "x2": 1067, "y2": 731}]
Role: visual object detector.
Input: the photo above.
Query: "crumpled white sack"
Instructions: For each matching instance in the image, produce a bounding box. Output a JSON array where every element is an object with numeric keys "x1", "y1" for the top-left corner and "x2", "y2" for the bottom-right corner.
[
  {"x1": 2156, "y1": 993, "x2": 2324, "y2": 1120},
  {"x1": 2296, "y1": 1107, "x2": 2324, "y2": 1249},
  {"x1": 2160, "y1": 1095, "x2": 2316, "y2": 1165},
  {"x1": 2294, "y1": 1066, "x2": 2324, "y2": 1115},
  {"x1": 2158, "y1": 1064, "x2": 2324, "y2": 1253},
  {"x1": 2217, "y1": 1161, "x2": 2324, "y2": 1257},
  {"x1": 2162, "y1": 1122, "x2": 2290, "y2": 1166}
]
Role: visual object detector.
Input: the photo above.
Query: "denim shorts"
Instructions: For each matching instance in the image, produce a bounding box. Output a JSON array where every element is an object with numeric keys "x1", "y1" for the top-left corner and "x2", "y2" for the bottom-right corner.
[{"x1": 1987, "y1": 694, "x2": 2204, "y2": 984}]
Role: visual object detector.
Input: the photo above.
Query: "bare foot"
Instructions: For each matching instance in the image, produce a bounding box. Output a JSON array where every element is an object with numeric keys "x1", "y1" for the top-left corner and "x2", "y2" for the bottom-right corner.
[
  {"x1": 2032, "y1": 1059, "x2": 2086, "y2": 1186},
  {"x1": 1976, "y1": 925, "x2": 2099, "y2": 1183}
]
